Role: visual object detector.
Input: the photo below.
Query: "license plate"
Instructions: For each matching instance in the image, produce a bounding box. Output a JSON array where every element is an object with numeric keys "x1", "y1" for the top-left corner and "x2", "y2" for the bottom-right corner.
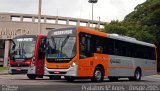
[
  {"x1": 16, "y1": 67, "x2": 21, "y2": 71},
  {"x1": 54, "y1": 71, "x2": 60, "y2": 74}
]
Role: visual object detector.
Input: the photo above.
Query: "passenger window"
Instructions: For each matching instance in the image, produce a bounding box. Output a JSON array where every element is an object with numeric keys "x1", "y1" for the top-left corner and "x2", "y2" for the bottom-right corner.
[
  {"x1": 96, "y1": 46, "x2": 103, "y2": 53},
  {"x1": 95, "y1": 37, "x2": 104, "y2": 54},
  {"x1": 79, "y1": 33, "x2": 93, "y2": 59}
]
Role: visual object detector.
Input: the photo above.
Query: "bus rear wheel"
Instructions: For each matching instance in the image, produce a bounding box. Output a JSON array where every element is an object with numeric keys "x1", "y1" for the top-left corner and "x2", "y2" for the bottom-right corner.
[
  {"x1": 129, "y1": 68, "x2": 141, "y2": 81},
  {"x1": 91, "y1": 67, "x2": 104, "y2": 82},
  {"x1": 27, "y1": 74, "x2": 36, "y2": 79}
]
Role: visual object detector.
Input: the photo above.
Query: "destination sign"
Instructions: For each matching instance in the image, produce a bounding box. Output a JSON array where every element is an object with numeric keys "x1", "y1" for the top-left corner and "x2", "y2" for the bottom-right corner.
[
  {"x1": 48, "y1": 27, "x2": 76, "y2": 38},
  {"x1": 53, "y1": 30, "x2": 73, "y2": 36},
  {"x1": 17, "y1": 38, "x2": 33, "y2": 41}
]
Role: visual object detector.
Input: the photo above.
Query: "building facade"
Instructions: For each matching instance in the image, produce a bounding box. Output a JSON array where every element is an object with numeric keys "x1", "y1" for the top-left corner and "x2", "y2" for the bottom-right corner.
[{"x1": 0, "y1": 12, "x2": 106, "y2": 67}]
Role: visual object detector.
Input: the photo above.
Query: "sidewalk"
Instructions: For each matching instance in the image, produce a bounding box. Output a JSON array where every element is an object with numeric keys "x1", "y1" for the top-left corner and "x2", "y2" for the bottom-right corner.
[
  {"x1": 0, "y1": 70, "x2": 9, "y2": 75},
  {"x1": 153, "y1": 74, "x2": 160, "y2": 77}
]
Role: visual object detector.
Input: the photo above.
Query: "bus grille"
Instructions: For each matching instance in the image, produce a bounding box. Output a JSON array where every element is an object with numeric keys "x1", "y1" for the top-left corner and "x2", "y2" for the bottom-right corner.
[
  {"x1": 11, "y1": 69, "x2": 28, "y2": 74},
  {"x1": 10, "y1": 64, "x2": 29, "y2": 67}
]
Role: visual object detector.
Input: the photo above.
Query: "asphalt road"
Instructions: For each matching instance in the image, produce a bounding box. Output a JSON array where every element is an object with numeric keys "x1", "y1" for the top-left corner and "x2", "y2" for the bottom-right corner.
[{"x1": 0, "y1": 74, "x2": 160, "y2": 91}]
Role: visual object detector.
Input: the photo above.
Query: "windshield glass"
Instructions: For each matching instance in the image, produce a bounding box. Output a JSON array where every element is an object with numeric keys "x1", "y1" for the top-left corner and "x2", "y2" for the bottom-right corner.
[
  {"x1": 10, "y1": 37, "x2": 36, "y2": 59},
  {"x1": 46, "y1": 36, "x2": 76, "y2": 58}
]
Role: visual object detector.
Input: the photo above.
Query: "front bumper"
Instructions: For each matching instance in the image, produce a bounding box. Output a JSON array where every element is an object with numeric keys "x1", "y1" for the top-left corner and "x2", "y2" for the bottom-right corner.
[
  {"x1": 44, "y1": 65, "x2": 78, "y2": 77},
  {"x1": 8, "y1": 67, "x2": 29, "y2": 74}
]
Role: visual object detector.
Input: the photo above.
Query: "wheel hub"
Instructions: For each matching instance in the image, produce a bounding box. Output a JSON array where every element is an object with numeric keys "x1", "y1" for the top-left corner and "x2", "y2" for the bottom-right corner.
[
  {"x1": 136, "y1": 71, "x2": 140, "y2": 79},
  {"x1": 95, "y1": 70, "x2": 101, "y2": 81}
]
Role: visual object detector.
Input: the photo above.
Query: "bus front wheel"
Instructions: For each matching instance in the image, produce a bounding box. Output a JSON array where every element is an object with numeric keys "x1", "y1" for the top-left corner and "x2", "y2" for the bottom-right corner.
[
  {"x1": 27, "y1": 74, "x2": 36, "y2": 79},
  {"x1": 91, "y1": 67, "x2": 104, "y2": 82}
]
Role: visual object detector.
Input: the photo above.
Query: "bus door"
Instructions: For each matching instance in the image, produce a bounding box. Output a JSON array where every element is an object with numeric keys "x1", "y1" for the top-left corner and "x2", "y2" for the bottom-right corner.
[
  {"x1": 78, "y1": 33, "x2": 94, "y2": 76},
  {"x1": 36, "y1": 38, "x2": 46, "y2": 76}
]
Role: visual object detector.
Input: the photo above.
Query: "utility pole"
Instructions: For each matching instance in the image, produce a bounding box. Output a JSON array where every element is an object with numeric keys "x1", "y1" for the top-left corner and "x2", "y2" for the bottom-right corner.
[
  {"x1": 38, "y1": 0, "x2": 42, "y2": 34},
  {"x1": 92, "y1": 3, "x2": 93, "y2": 22},
  {"x1": 88, "y1": 0, "x2": 98, "y2": 27}
]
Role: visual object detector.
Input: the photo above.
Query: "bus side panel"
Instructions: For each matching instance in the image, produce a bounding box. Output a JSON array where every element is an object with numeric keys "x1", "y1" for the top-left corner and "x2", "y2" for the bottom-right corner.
[
  {"x1": 77, "y1": 54, "x2": 109, "y2": 77},
  {"x1": 108, "y1": 55, "x2": 135, "y2": 77},
  {"x1": 78, "y1": 57, "x2": 94, "y2": 77},
  {"x1": 30, "y1": 36, "x2": 46, "y2": 76},
  {"x1": 36, "y1": 36, "x2": 46, "y2": 76},
  {"x1": 77, "y1": 28, "x2": 95, "y2": 77},
  {"x1": 108, "y1": 55, "x2": 157, "y2": 77},
  {"x1": 92, "y1": 53, "x2": 109, "y2": 77},
  {"x1": 141, "y1": 59, "x2": 157, "y2": 76}
]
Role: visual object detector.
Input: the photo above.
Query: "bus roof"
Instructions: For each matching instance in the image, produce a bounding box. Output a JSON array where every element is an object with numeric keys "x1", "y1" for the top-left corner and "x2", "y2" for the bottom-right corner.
[
  {"x1": 108, "y1": 34, "x2": 155, "y2": 47},
  {"x1": 77, "y1": 27, "x2": 155, "y2": 48},
  {"x1": 47, "y1": 26, "x2": 155, "y2": 48}
]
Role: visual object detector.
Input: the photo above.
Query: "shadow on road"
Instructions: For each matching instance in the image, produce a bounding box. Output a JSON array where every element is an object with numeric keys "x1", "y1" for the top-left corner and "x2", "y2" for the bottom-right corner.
[{"x1": 16, "y1": 78, "x2": 153, "y2": 83}]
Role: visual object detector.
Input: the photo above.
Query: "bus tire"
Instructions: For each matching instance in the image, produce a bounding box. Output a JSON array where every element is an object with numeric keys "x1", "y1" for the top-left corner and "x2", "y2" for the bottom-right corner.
[
  {"x1": 65, "y1": 76, "x2": 74, "y2": 82},
  {"x1": 91, "y1": 67, "x2": 104, "y2": 82},
  {"x1": 129, "y1": 68, "x2": 141, "y2": 81},
  {"x1": 27, "y1": 74, "x2": 36, "y2": 79},
  {"x1": 49, "y1": 76, "x2": 61, "y2": 80}
]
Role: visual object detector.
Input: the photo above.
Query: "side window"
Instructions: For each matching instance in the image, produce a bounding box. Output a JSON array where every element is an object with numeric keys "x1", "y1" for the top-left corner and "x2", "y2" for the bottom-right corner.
[
  {"x1": 38, "y1": 38, "x2": 46, "y2": 59},
  {"x1": 79, "y1": 33, "x2": 93, "y2": 59},
  {"x1": 104, "y1": 38, "x2": 114, "y2": 55},
  {"x1": 151, "y1": 48, "x2": 156, "y2": 60},
  {"x1": 40, "y1": 38, "x2": 46, "y2": 51},
  {"x1": 118, "y1": 41, "x2": 127, "y2": 56},
  {"x1": 95, "y1": 36, "x2": 104, "y2": 54},
  {"x1": 114, "y1": 40, "x2": 119, "y2": 55}
]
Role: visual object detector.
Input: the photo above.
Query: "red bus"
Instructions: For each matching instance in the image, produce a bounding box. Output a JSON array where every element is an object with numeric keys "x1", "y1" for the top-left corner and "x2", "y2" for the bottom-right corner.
[{"x1": 9, "y1": 35, "x2": 46, "y2": 79}]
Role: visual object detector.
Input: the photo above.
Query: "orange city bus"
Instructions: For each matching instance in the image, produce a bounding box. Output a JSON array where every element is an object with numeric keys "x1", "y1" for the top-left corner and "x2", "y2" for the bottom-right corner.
[{"x1": 44, "y1": 27, "x2": 157, "y2": 82}]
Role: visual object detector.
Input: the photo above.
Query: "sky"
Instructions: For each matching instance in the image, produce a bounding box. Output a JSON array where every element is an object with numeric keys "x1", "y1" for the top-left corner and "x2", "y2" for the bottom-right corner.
[{"x1": 0, "y1": 0, "x2": 146, "y2": 22}]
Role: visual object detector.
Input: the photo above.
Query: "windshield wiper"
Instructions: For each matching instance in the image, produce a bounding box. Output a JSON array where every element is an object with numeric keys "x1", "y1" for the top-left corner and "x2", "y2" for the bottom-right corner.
[
  {"x1": 21, "y1": 41, "x2": 26, "y2": 59},
  {"x1": 61, "y1": 35, "x2": 70, "y2": 48},
  {"x1": 59, "y1": 35, "x2": 70, "y2": 58}
]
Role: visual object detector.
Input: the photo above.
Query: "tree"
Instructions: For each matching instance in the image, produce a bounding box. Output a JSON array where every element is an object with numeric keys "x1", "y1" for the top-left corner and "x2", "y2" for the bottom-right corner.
[
  {"x1": 102, "y1": 0, "x2": 160, "y2": 66},
  {"x1": 103, "y1": 21, "x2": 128, "y2": 35},
  {"x1": 103, "y1": 0, "x2": 159, "y2": 43}
]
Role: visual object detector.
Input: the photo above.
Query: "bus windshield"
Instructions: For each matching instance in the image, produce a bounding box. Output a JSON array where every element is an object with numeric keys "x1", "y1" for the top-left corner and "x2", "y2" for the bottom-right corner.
[
  {"x1": 10, "y1": 37, "x2": 36, "y2": 60},
  {"x1": 46, "y1": 36, "x2": 76, "y2": 58}
]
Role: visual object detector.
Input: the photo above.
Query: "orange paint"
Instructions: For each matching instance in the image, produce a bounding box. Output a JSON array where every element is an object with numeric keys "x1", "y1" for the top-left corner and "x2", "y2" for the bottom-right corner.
[{"x1": 76, "y1": 27, "x2": 109, "y2": 77}]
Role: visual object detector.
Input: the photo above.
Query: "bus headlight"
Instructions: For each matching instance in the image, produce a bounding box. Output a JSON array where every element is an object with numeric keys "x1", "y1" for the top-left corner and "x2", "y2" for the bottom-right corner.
[
  {"x1": 70, "y1": 60, "x2": 77, "y2": 67},
  {"x1": 45, "y1": 63, "x2": 47, "y2": 67},
  {"x1": 31, "y1": 57, "x2": 35, "y2": 67}
]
